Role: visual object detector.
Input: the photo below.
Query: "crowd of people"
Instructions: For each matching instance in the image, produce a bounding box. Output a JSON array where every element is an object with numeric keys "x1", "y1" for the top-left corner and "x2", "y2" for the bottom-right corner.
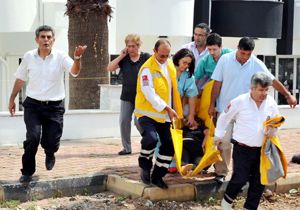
[
  {"x1": 8, "y1": 24, "x2": 298, "y2": 210},
  {"x1": 107, "y1": 22, "x2": 297, "y2": 209}
]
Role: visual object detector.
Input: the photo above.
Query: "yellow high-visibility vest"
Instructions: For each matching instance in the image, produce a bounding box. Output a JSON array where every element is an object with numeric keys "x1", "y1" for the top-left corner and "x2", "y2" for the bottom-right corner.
[{"x1": 135, "y1": 55, "x2": 183, "y2": 122}]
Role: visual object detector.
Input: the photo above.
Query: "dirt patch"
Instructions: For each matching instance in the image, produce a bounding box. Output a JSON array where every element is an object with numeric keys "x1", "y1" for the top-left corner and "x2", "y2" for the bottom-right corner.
[{"x1": 12, "y1": 189, "x2": 300, "y2": 210}]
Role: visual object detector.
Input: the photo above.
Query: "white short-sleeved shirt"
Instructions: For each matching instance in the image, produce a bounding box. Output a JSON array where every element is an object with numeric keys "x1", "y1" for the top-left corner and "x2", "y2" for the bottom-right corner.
[
  {"x1": 15, "y1": 49, "x2": 74, "y2": 101},
  {"x1": 211, "y1": 51, "x2": 275, "y2": 112},
  {"x1": 215, "y1": 92, "x2": 279, "y2": 147},
  {"x1": 182, "y1": 42, "x2": 208, "y2": 67}
]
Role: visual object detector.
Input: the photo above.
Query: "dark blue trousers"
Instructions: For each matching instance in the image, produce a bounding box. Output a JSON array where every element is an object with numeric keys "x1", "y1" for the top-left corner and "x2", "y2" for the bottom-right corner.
[
  {"x1": 138, "y1": 116, "x2": 174, "y2": 179},
  {"x1": 21, "y1": 97, "x2": 65, "y2": 176}
]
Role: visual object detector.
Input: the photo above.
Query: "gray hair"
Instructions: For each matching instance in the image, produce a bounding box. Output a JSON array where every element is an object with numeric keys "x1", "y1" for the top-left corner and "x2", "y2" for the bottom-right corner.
[
  {"x1": 251, "y1": 72, "x2": 273, "y2": 88},
  {"x1": 35, "y1": 25, "x2": 55, "y2": 38}
]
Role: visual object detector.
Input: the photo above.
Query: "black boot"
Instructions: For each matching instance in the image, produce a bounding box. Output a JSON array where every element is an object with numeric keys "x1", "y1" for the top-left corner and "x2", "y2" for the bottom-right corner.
[
  {"x1": 151, "y1": 166, "x2": 168, "y2": 189},
  {"x1": 140, "y1": 168, "x2": 151, "y2": 185},
  {"x1": 151, "y1": 177, "x2": 168, "y2": 189},
  {"x1": 45, "y1": 155, "x2": 56, "y2": 170}
]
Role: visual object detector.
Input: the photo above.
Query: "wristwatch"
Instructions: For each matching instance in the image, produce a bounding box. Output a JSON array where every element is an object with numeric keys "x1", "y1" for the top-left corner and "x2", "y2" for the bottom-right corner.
[{"x1": 74, "y1": 55, "x2": 82, "y2": 60}]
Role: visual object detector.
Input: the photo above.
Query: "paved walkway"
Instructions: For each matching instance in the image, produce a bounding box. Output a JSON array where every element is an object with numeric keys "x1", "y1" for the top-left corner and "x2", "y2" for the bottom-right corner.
[{"x1": 1, "y1": 129, "x2": 300, "y2": 185}]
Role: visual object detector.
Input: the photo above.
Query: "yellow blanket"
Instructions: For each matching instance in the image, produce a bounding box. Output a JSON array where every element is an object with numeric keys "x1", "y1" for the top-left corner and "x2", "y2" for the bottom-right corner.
[
  {"x1": 260, "y1": 115, "x2": 287, "y2": 185},
  {"x1": 171, "y1": 80, "x2": 222, "y2": 177}
]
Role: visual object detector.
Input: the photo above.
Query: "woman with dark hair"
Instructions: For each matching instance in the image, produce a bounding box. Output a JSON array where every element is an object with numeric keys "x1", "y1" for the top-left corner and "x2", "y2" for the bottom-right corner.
[
  {"x1": 173, "y1": 48, "x2": 198, "y2": 128},
  {"x1": 167, "y1": 48, "x2": 199, "y2": 173}
]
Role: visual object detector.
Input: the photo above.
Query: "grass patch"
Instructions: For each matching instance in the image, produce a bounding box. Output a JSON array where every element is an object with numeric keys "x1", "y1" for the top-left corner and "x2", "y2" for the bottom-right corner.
[
  {"x1": 26, "y1": 204, "x2": 39, "y2": 210},
  {"x1": 116, "y1": 195, "x2": 128, "y2": 202},
  {"x1": 0, "y1": 199, "x2": 20, "y2": 208},
  {"x1": 197, "y1": 196, "x2": 220, "y2": 206},
  {"x1": 82, "y1": 188, "x2": 91, "y2": 196},
  {"x1": 53, "y1": 189, "x2": 63, "y2": 198}
]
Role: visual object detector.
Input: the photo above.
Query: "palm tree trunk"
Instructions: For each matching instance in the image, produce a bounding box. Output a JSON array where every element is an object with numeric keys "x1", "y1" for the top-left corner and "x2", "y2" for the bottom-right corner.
[{"x1": 67, "y1": 1, "x2": 111, "y2": 109}]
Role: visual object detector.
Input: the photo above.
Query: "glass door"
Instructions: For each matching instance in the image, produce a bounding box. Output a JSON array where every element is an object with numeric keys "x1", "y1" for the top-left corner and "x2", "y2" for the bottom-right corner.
[
  {"x1": 277, "y1": 58, "x2": 294, "y2": 105},
  {"x1": 296, "y1": 58, "x2": 300, "y2": 104}
]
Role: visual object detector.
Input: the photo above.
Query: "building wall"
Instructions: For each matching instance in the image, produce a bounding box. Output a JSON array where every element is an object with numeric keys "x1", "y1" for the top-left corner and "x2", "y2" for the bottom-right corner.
[
  {"x1": 1, "y1": 0, "x2": 300, "y2": 111},
  {"x1": 0, "y1": 106, "x2": 299, "y2": 145},
  {"x1": 0, "y1": 0, "x2": 300, "y2": 144}
]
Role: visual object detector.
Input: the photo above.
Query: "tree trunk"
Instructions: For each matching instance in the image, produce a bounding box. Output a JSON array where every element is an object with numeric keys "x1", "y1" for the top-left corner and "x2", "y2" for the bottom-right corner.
[{"x1": 67, "y1": 6, "x2": 110, "y2": 109}]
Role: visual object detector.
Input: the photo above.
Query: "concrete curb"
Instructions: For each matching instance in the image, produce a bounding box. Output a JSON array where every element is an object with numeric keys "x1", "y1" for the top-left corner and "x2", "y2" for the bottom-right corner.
[
  {"x1": 1, "y1": 173, "x2": 300, "y2": 202},
  {"x1": 106, "y1": 174, "x2": 300, "y2": 201},
  {"x1": 273, "y1": 173, "x2": 300, "y2": 193},
  {"x1": 195, "y1": 180, "x2": 228, "y2": 200},
  {"x1": 0, "y1": 174, "x2": 107, "y2": 202},
  {"x1": 106, "y1": 175, "x2": 145, "y2": 198}
]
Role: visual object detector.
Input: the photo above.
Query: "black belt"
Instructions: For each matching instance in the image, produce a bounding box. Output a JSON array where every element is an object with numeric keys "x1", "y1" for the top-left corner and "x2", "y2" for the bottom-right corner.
[
  {"x1": 27, "y1": 97, "x2": 63, "y2": 105},
  {"x1": 231, "y1": 139, "x2": 261, "y2": 149}
]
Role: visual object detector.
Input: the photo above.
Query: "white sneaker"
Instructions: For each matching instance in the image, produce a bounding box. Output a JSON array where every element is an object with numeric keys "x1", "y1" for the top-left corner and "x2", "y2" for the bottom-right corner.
[{"x1": 221, "y1": 198, "x2": 233, "y2": 210}]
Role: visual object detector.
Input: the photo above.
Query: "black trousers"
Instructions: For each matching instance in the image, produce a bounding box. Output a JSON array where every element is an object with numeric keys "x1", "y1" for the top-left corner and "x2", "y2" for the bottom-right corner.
[
  {"x1": 138, "y1": 116, "x2": 174, "y2": 179},
  {"x1": 182, "y1": 139, "x2": 204, "y2": 165},
  {"x1": 21, "y1": 97, "x2": 65, "y2": 176},
  {"x1": 224, "y1": 143, "x2": 264, "y2": 210}
]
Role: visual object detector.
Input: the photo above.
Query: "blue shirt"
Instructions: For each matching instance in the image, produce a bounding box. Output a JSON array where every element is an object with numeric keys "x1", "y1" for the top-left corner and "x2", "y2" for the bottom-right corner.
[
  {"x1": 177, "y1": 71, "x2": 198, "y2": 97},
  {"x1": 211, "y1": 50, "x2": 275, "y2": 112},
  {"x1": 194, "y1": 48, "x2": 233, "y2": 80}
]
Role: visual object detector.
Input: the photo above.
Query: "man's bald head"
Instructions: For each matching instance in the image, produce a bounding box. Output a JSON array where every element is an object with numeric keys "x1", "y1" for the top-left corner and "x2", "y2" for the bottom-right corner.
[{"x1": 154, "y1": 39, "x2": 171, "y2": 64}]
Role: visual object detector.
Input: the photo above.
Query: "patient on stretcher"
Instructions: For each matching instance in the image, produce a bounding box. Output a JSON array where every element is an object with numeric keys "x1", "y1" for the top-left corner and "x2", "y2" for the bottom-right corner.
[{"x1": 181, "y1": 118, "x2": 209, "y2": 175}]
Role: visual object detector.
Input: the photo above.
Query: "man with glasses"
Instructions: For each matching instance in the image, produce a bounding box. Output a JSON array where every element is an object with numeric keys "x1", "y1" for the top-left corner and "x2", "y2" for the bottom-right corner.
[
  {"x1": 182, "y1": 23, "x2": 211, "y2": 66},
  {"x1": 135, "y1": 39, "x2": 183, "y2": 189}
]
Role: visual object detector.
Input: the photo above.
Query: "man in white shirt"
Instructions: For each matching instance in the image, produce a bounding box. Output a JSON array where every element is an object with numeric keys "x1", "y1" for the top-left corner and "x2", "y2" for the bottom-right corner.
[
  {"x1": 209, "y1": 37, "x2": 297, "y2": 183},
  {"x1": 8, "y1": 25, "x2": 87, "y2": 185},
  {"x1": 182, "y1": 23, "x2": 210, "y2": 66},
  {"x1": 215, "y1": 72, "x2": 279, "y2": 210},
  {"x1": 135, "y1": 39, "x2": 183, "y2": 189}
]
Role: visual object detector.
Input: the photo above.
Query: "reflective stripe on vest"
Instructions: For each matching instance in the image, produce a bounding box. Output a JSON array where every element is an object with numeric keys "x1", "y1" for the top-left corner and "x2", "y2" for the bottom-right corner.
[{"x1": 135, "y1": 108, "x2": 167, "y2": 120}]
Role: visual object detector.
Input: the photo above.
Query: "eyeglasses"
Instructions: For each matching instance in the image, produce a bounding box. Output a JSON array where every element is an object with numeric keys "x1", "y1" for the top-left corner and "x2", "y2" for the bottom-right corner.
[
  {"x1": 158, "y1": 54, "x2": 170, "y2": 59},
  {"x1": 194, "y1": 33, "x2": 207, "y2": 37}
]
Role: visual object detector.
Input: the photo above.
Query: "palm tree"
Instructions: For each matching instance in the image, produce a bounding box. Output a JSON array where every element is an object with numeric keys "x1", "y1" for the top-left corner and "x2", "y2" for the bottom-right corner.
[{"x1": 65, "y1": 0, "x2": 112, "y2": 109}]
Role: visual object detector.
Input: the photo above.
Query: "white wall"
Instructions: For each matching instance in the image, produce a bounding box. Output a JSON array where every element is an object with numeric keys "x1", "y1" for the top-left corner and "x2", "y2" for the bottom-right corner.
[
  {"x1": 112, "y1": 0, "x2": 194, "y2": 54},
  {"x1": 0, "y1": 107, "x2": 298, "y2": 146},
  {"x1": 293, "y1": 0, "x2": 300, "y2": 55},
  {"x1": 221, "y1": 37, "x2": 277, "y2": 55},
  {"x1": 0, "y1": 0, "x2": 40, "y2": 33},
  {"x1": 294, "y1": 0, "x2": 300, "y2": 39},
  {"x1": 0, "y1": 0, "x2": 69, "y2": 57},
  {"x1": 0, "y1": 58, "x2": 9, "y2": 111},
  {"x1": 0, "y1": 110, "x2": 140, "y2": 146},
  {"x1": 116, "y1": 0, "x2": 193, "y2": 37},
  {"x1": 108, "y1": 0, "x2": 117, "y2": 55}
]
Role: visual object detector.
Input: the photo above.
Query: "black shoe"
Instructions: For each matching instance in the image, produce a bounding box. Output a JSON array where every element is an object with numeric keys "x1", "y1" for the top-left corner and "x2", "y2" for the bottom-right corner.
[
  {"x1": 19, "y1": 175, "x2": 32, "y2": 184},
  {"x1": 45, "y1": 155, "x2": 56, "y2": 170},
  {"x1": 214, "y1": 175, "x2": 226, "y2": 184},
  {"x1": 118, "y1": 150, "x2": 131, "y2": 155},
  {"x1": 151, "y1": 177, "x2": 168, "y2": 189},
  {"x1": 140, "y1": 168, "x2": 151, "y2": 185},
  {"x1": 291, "y1": 155, "x2": 300, "y2": 164}
]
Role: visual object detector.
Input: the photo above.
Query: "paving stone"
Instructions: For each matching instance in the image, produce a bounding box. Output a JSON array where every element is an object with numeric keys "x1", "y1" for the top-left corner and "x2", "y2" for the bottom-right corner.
[{"x1": 0, "y1": 129, "x2": 299, "y2": 201}]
